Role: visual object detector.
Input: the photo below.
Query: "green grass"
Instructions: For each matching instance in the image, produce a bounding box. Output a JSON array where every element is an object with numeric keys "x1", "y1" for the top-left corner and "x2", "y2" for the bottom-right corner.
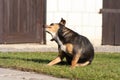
[{"x1": 0, "y1": 52, "x2": 120, "y2": 80}]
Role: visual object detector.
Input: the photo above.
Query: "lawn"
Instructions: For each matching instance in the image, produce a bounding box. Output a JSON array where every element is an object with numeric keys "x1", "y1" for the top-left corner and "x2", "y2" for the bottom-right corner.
[{"x1": 0, "y1": 52, "x2": 120, "y2": 80}]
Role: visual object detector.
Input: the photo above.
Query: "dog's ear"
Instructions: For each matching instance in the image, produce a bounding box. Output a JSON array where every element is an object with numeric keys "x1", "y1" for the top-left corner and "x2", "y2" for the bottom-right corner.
[{"x1": 59, "y1": 18, "x2": 66, "y2": 25}]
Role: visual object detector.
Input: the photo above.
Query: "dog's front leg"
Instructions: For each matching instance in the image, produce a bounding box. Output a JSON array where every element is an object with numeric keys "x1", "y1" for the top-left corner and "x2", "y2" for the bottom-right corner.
[{"x1": 47, "y1": 56, "x2": 62, "y2": 66}]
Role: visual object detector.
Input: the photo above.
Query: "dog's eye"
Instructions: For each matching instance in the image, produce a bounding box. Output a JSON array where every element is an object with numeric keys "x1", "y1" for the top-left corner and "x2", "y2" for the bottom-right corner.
[{"x1": 50, "y1": 23, "x2": 54, "y2": 26}]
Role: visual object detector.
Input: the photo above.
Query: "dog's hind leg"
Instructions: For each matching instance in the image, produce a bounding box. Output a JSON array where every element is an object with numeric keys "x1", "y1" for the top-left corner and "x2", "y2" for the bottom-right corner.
[
  {"x1": 71, "y1": 53, "x2": 81, "y2": 68},
  {"x1": 71, "y1": 49, "x2": 83, "y2": 68}
]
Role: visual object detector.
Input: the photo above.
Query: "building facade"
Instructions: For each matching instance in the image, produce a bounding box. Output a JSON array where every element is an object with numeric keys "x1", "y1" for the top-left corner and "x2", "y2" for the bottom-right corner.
[{"x1": 47, "y1": 0, "x2": 102, "y2": 46}]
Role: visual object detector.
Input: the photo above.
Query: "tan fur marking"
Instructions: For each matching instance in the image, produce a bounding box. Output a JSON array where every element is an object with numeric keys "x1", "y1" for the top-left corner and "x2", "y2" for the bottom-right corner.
[
  {"x1": 46, "y1": 24, "x2": 59, "y2": 33},
  {"x1": 66, "y1": 43, "x2": 73, "y2": 54},
  {"x1": 63, "y1": 29, "x2": 70, "y2": 36}
]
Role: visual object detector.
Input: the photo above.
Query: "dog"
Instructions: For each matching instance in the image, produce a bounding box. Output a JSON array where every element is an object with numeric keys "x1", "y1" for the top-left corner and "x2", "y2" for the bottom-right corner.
[{"x1": 45, "y1": 18, "x2": 94, "y2": 68}]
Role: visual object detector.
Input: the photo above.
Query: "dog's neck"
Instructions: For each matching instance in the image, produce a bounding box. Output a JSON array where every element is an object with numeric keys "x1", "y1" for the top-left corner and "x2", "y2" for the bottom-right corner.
[
  {"x1": 51, "y1": 26, "x2": 64, "y2": 44},
  {"x1": 56, "y1": 36, "x2": 66, "y2": 51},
  {"x1": 51, "y1": 32, "x2": 66, "y2": 51}
]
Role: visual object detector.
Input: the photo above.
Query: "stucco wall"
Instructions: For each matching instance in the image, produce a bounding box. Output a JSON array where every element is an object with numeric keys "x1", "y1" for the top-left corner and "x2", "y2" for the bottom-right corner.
[{"x1": 46, "y1": 0, "x2": 102, "y2": 47}]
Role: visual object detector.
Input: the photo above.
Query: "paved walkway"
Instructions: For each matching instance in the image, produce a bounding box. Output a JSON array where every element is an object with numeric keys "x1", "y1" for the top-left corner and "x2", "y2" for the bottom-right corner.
[
  {"x1": 0, "y1": 68, "x2": 68, "y2": 80},
  {"x1": 0, "y1": 44, "x2": 120, "y2": 52}
]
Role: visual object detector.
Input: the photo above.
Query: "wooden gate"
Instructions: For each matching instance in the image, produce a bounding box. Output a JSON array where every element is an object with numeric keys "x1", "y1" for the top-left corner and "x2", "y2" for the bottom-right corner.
[
  {"x1": 0, "y1": 0, "x2": 46, "y2": 44},
  {"x1": 101, "y1": 0, "x2": 120, "y2": 45}
]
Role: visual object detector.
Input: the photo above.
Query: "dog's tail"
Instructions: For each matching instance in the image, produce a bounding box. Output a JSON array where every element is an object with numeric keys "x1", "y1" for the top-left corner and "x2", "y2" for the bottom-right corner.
[{"x1": 76, "y1": 61, "x2": 90, "y2": 67}]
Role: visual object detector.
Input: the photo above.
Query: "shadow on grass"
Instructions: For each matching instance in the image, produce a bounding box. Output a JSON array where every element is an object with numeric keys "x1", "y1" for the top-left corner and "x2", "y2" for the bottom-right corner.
[
  {"x1": 0, "y1": 56, "x2": 69, "y2": 65},
  {"x1": 0, "y1": 56, "x2": 50, "y2": 64}
]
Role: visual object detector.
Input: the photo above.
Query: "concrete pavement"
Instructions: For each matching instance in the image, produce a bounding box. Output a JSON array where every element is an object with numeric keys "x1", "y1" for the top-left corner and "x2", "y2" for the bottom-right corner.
[
  {"x1": 0, "y1": 44, "x2": 58, "y2": 52},
  {"x1": 0, "y1": 68, "x2": 68, "y2": 80},
  {"x1": 0, "y1": 44, "x2": 120, "y2": 52}
]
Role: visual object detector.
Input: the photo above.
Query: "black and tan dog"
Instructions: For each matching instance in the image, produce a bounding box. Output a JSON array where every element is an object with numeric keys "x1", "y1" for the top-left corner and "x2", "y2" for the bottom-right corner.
[{"x1": 45, "y1": 18, "x2": 94, "y2": 68}]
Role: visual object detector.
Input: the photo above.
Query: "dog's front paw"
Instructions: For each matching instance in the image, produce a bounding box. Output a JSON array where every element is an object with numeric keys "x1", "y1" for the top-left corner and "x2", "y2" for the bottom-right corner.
[
  {"x1": 47, "y1": 63, "x2": 53, "y2": 66},
  {"x1": 70, "y1": 65, "x2": 76, "y2": 69}
]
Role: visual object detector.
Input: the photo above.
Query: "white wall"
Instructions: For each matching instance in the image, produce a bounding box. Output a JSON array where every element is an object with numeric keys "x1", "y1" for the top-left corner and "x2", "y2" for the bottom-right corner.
[{"x1": 47, "y1": 0, "x2": 102, "y2": 46}]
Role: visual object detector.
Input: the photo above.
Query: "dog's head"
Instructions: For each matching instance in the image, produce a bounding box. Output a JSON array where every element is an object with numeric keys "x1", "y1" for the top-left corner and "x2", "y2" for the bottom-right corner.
[{"x1": 45, "y1": 18, "x2": 66, "y2": 41}]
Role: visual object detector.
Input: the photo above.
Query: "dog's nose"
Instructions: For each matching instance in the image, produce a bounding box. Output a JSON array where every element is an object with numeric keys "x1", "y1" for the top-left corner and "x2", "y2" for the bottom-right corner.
[{"x1": 43, "y1": 24, "x2": 48, "y2": 28}]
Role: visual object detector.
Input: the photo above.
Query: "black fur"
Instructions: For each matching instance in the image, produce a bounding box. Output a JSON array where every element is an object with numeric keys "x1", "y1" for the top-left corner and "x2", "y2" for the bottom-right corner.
[{"x1": 57, "y1": 24, "x2": 94, "y2": 64}]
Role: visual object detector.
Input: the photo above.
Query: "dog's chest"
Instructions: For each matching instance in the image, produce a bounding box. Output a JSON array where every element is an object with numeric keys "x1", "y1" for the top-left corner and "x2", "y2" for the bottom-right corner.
[{"x1": 54, "y1": 35, "x2": 73, "y2": 55}]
